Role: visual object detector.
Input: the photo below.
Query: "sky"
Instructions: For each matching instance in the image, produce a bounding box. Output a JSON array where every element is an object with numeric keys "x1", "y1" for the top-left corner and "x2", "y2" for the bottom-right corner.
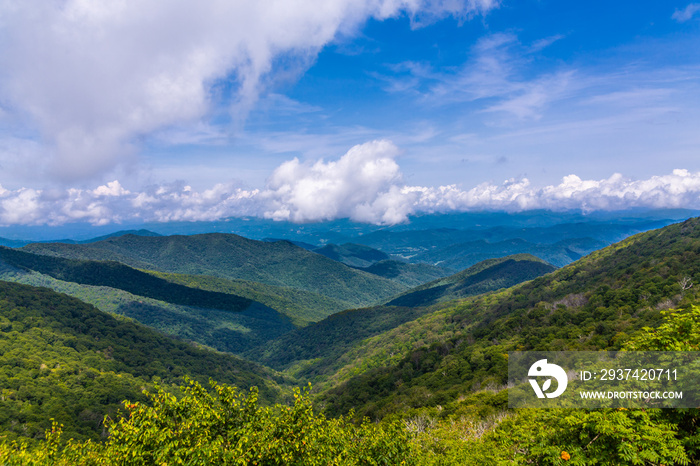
[{"x1": 0, "y1": 0, "x2": 700, "y2": 226}]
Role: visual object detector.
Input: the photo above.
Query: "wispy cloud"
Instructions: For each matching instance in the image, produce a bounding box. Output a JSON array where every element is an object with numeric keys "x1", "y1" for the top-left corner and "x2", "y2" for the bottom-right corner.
[
  {"x1": 0, "y1": 0, "x2": 496, "y2": 183},
  {"x1": 528, "y1": 34, "x2": 565, "y2": 53},
  {"x1": 377, "y1": 33, "x2": 577, "y2": 120},
  {"x1": 1, "y1": 140, "x2": 699, "y2": 227},
  {"x1": 672, "y1": 3, "x2": 700, "y2": 22}
]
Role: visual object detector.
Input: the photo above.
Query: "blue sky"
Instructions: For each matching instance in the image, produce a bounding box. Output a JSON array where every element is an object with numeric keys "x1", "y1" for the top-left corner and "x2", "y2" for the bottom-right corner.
[{"x1": 1, "y1": 0, "x2": 699, "y2": 226}]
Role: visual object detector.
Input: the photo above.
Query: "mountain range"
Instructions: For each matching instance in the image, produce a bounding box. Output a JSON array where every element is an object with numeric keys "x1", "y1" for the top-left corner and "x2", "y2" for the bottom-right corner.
[{"x1": 2, "y1": 211, "x2": 700, "y2": 463}]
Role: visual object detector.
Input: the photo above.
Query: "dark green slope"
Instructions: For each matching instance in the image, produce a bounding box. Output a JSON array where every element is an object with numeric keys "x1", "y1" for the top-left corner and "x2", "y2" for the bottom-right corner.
[
  {"x1": 2, "y1": 244, "x2": 347, "y2": 328},
  {"x1": 319, "y1": 217, "x2": 700, "y2": 419},
  {"x1": 262, "y1": 238, "x2": 317, "y2": 250},
  {"x1": 0, "y1": 247, "x2": 296, "y2": 354},
  {"x1": 0, "y1": 281, "x2": 286, "y2": 443},
  {"x1": 246, "y1": 255, "x2": 554, "y2": 382},
  {"x1": 245, "y1": 304, "x2": 429, "y2": 376},
  {"x1": 313, "y1": 242, "x2": 452, "y2": 287},
  {"x1": 109, "y1": 300, "x2": 294, "y2": 354},
  {"x1": 22, "y1": 234, "x2": 406, "y2": 307},
  {"x1": 314, "y1": 243, "x2": 390, "y2": 267},
  {"x1": 386, "y1": 254, "x2": 556, "y2": 307},
  {"x1": 351, "y1": 260, "x2": 453, "y2": 288},
  {"x1": 147, "y1": 271, "x2": 349, "y2": 326},
  {"x1": 0, "y1": 246, "x2": 253, "y2": 313}
]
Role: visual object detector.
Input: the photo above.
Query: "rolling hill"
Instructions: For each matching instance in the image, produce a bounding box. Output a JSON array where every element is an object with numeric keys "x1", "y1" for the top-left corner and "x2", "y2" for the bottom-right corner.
[
  {"x1": 0, "y1": 248, "x2": 296, "y2": 354},
  {"x1": 0, "y1": 246, "x2": 255, "y2": 313},
  {"x1": 0, "y1": 237, "x2": 28, "y2": 248},
  {"x1": 314, "y1": 217, "x2": 700, "y2": 419},
  {"x1": 22, "y1": 233, "x2": 406, "y2": 308},
  {"x1": 313, "y1": 243, "x2": 391, "y2": 267},
  {"x1": 313, "y1": 242, "x2": 452, "y2": 287},
  {"x1": 385, "y1": 254, "x2": 556, "y2": 307},
  {"x1": 146, "y1": 271, "x2": 349, "y2": 326},
  {"x1": 246, "y1": 254, "x2": 557, "y2": 385},
  {"x1": 79, "y1": 229, "x2": 163, "y2": 243},
  {"x1": 0, "y1": 280, "x2": 287, "y2": 443},
  {"x1": 351, "y1": 260, "x2": 453, "y2": 288}
]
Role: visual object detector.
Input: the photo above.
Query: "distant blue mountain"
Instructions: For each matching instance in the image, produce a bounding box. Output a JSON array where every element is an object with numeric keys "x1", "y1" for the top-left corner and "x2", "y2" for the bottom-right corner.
[
  {"x1": 79, "y1": 229, "x2": 162, "y2": 243},
  {"x1": 261, "y1": 238, "x2": 318, "y2": 250},
  {"x1": 0, "y1": 237, "x2": 28, "y2": 248},
  {"x1": 0, "y1": 229, "x2": 161, "y2": 248},
  {"x1": 1, "y1": 209, "x2": 696, "y2": 244}
]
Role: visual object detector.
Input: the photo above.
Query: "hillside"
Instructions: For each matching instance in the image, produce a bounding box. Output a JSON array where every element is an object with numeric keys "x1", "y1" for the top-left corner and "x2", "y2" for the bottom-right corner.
[
  {"x1": 315, "y1": 217, "x2": 700, "y2": 418},
  {"x1": 0, "y1": 248, "x2": 296, "y2": 354},
  {"x1": 146, "y1": 271, "x2": 349, "y2": 326},
  {"x1": 0, "y1": 246, "x2": 254, "y2": 312},
  {"x1": 246, "y1": 255, "x2": 555, "y2": 384},
  {"x1": 312, "y1": 242, "x2": 452, "y2": 287},
  {"x1": 313, "y1": 243, "x2": 390, "y2": 267},
  {"x1": 386, "y1": 254, "x2": 556, "y2": 307},
  {"x1": 0, "y1": 280, "x2": 286, "y2": 443},
  {"x1": 22, "y1": 233, "x2": 406, "y2": 307},
  {"x1": 351, "y1": 260, "x2": 452, "y2": 288},
  {"x1": 3, "y1": 215, "x2": 700, "y2": 464},
  {"x1": 0, "y1": 230, "x2": 161, "y2": 249}
]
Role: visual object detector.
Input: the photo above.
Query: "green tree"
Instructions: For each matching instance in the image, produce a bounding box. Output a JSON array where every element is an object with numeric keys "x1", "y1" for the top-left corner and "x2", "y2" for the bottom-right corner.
[{"x1": 1, "y1": 379, "x2": 415, "y2": 465}]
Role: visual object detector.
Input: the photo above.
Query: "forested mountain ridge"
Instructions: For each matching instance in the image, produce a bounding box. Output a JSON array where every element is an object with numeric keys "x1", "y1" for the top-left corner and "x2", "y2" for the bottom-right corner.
[
  {"x1": 313, "y1": 242, "x2": 391, "y2": 267},
  {"x1": 246, "y1": 254, "x2": 557, "y2": 387},
  {"x1": 0, "y1": 246, "x2": 254, "y2": 313},
  {"x1": 0, "y1": 280, "x2": 288, "y2": 443},
  {"x1": 0, "y1": 247, "x2": 298, "y2": 354},
  {"x1": 350, "y1": 260, "x2": 453, "y2": 288},
  {"x1": 2, "y1": 241, "x2": 351, "y2": 327},
  {"x1": 145, "y1": 271, "x2": 348, "y2": 326},
  {"x1": 3, "y1": 216, "x2": 700, "y2": 464},
  {"x1": 316, "y1": 217, "x2": 700, "y2": 418},
  {"x1": 385, "y1": 254, "x2": 556, "y2": 307},
  {"x1": 22, "y1": 233, "x2": 407, "y2": 307}
]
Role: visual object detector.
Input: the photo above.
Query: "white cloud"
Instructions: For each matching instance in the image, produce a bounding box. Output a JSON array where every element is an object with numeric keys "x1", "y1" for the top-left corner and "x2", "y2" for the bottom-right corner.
[
  {"x1": 0, "y1": 0, "x2": 495, "y2": 182},
  {"x1": 1, "y1": 141, "x2": 700, "y2": 227},
  {"x1": 673, "y1": 3, "x2": 700, "y2": 22},
  {"x1": 262, "y1": 139, "x2": 409, "y2": 223},
  {"x1": 93, "y1": 180, "x2": 130, "y2": 197}
]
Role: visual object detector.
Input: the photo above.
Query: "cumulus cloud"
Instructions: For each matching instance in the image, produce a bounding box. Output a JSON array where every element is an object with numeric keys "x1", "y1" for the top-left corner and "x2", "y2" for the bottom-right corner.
[
  {"x1": 1, "y1": 141, "x2": 700, "y2": 227},
  {"x1": 0, "y1": 180, "x2": 260, "y2": 227},
  {"x1": 409, "y1": 170, "x2": 700, "y2": 213},
  {"x1": 0, "y1": 0, "x2": 496, "y2": 182},
  {"x1": 261, "y1": 139, "x2": 414, "y2": 224}
]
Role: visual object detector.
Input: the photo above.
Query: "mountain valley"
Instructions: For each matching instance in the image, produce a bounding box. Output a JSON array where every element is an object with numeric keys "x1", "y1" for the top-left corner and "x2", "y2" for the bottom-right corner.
[{"x1": 2, "y1": 211, "x2": 700, "y2": 463}]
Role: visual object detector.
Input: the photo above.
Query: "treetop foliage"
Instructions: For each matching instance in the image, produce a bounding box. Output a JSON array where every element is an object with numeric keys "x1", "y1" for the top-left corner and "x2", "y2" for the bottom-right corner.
[{"x1": 1, "y1": 379, "x2": 414, "y2": 465}]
